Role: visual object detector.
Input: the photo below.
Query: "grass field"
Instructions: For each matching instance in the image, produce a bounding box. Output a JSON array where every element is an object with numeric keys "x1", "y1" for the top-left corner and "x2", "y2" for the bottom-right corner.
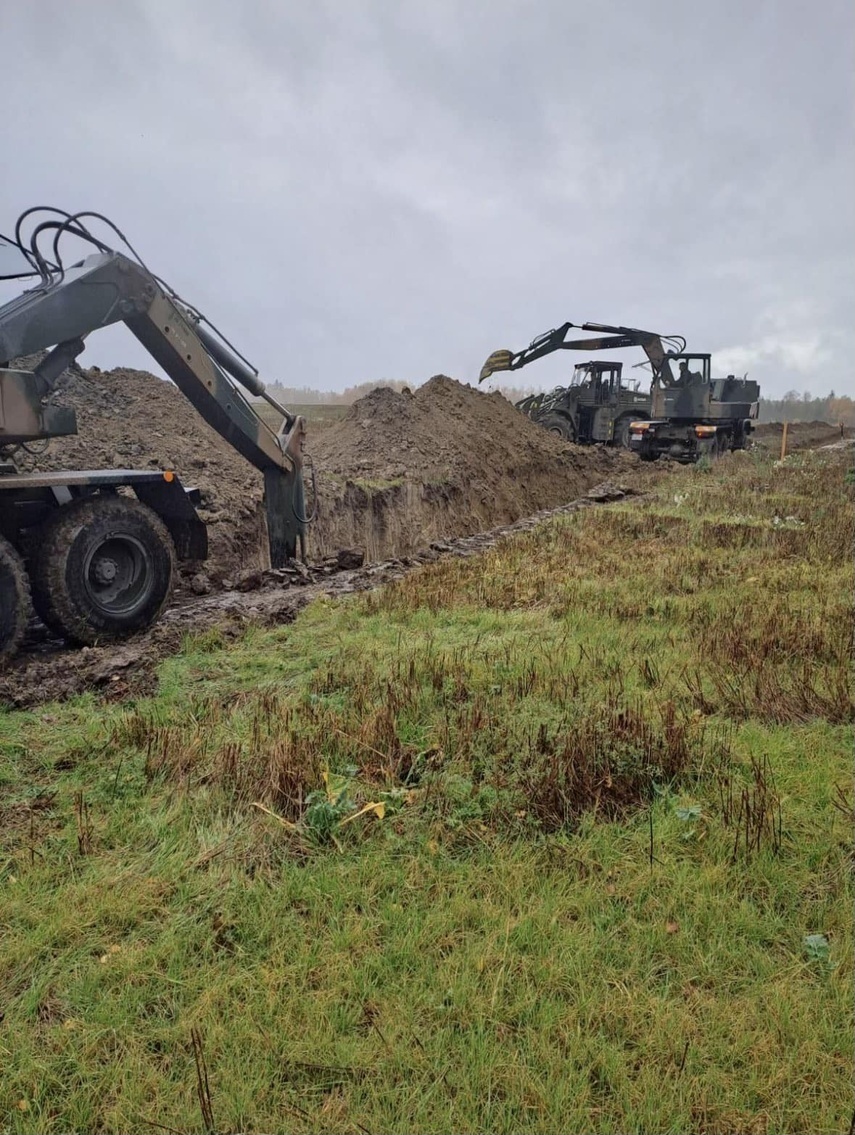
[
  {"x1": 1, "y1": 449, "x2": 852, "y2": 1134},
  {"x1": 257, "y1": 403, "x2": 349, "y2": 434}
]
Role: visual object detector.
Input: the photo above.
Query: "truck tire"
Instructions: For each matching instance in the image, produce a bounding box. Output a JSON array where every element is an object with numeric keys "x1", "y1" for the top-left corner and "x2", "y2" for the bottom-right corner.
[
  {"x1": 539, "y1": 414, "x2": 576, "y2": 442},
  {"x1": 30, "y1": 496, "x2": 176, "y2": 646},
  {"x1": 614, "y1": 415, "x2": 638, "y2": 449},
  {"x1": 0, "y1": 537, "x2": 31, "y2": 662}
]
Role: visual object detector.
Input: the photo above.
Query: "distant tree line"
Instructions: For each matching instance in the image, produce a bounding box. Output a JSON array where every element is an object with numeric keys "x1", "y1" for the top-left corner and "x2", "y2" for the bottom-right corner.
[
  {"x1": 268, "y1": 380, "x2": 855, "y2": 426},
  {"x1": 267, "y1": 379, "x2": 411, "y2": 405},
  {"x1": 755, "y1": 391, "x2": 854, "y2": 425}
]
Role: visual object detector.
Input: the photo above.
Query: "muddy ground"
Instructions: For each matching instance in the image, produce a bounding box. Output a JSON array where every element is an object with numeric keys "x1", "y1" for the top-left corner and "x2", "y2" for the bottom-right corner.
[
  {"x1": 752, "y1": 420, "x2": 854, "y2": 451},
  {"x1": 0, "y1": 482, "x2": 633, "y2": 708}
]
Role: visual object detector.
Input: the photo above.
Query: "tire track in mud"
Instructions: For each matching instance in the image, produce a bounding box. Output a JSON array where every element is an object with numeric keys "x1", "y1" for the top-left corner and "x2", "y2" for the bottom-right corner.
[{"x1": 0, "y1": 482, "x2": 635, "y2": 708}]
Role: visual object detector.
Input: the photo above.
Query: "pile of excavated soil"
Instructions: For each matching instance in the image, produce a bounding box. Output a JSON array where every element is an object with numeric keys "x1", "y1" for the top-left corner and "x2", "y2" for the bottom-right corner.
[
  {"x1": 23, "y1": 366, "x2": 640, "y2": 571},
  {"x1": 310, "y1": 375, "x2": 630, "y2": 557},
  {"x1": 28, "y1": 365, "x2": 266, "y2": 580}
]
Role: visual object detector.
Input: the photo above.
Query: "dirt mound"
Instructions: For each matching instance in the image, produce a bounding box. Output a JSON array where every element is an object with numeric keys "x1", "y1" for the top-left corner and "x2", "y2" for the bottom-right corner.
[
  {"x1": 27, "y1": 365, "x2": 266, "y2": 579},
  {"x1": 311, "y1": 375, "x2": 629, "y2": 557},
  {"x1": 21, "y1": 366, "x2": 639, "y2": 572}
]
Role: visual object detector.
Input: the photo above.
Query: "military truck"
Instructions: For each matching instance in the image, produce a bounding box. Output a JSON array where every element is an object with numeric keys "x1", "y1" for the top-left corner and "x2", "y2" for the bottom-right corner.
[
  {"x1": 515, "y1": 359, "x2": 650, "y2": 447},
  {"x1": 0, "y1": 206, "x2": 308, "y2": 659},
  {"x1": 480, "y1": 321, "x2": 759, "y2": 462},
  {"x1": 628, "y1": 354, "x2": 759, "y2": 462}
]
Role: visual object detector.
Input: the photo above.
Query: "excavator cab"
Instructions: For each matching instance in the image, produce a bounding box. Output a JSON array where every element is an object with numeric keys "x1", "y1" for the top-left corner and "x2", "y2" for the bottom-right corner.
[{"x1": 669, "y1": 354, "x2": 711, "y2": 387}]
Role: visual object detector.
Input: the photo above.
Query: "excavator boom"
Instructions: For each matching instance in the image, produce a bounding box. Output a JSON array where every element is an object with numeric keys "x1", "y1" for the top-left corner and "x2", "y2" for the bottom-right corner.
[
  {"x1": 0, "y1": 208, "x2": 310, "y2": 659},
  {"x1": 0, "y1": 246, "x2": 306, "y2": 566},
  {"x1": 479, "y1": 321, "x2": 685, "y2": 385}
]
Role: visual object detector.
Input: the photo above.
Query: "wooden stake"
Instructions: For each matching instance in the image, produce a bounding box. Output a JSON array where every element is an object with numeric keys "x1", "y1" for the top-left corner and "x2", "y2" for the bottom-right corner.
[{"x1": 780, "y1": 420, "x2": 789, "y2": 461}]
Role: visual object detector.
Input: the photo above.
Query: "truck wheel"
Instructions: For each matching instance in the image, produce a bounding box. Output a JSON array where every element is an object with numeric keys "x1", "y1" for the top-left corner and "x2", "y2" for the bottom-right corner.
[
  {"x1": 31, "y1": 496, "x2": 176, "y2": 646},
  {"x1": 539, "y1": 414, "x2": 576, "y2": 442},
  {"x1": 0, "y1": 537, "x2": 31, "y2": 662}
]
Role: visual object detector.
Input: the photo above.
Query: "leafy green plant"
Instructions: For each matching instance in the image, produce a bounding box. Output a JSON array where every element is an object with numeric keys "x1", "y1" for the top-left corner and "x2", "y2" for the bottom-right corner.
[
  {"x1": 301, "y1": 769, "x2": 357, "y2": 842},
  {"x1": 675, "y1": 804, "x2": 702, "y2": 821},
  {"x1": 803, "y1": 933, "x2": 831, "y2": 966}
]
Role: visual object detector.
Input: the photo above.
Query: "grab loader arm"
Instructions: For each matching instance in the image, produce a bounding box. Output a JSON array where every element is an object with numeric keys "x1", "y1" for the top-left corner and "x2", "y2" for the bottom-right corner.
[{"x1": 0, "y1": 250, "x2": 306, "y2": 564}]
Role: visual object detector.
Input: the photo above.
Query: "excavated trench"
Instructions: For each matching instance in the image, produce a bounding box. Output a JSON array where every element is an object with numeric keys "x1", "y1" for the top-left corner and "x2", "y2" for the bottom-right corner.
[
  {"x1": 0, "y1": 482, "x2": 636, "y2": 707},
  {"x1": 1, "y1": 364, "x2": 672, "y2": 704}
]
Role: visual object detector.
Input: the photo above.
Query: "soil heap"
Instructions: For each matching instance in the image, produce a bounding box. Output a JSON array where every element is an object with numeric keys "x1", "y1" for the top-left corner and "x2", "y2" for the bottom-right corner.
[
  {"x1": 23, "y1": 366, "x2": 632, "y2": 570},
  {"x1": 752, "y1": 420, "x2": 852, "y2": 451},
  {"x1": 310, "y1": 375, "x2": 626, "y2": 557}
]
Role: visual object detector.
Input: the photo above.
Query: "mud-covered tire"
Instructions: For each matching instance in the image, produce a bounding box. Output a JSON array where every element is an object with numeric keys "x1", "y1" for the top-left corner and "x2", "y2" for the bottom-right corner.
[
  {"x1": 30, "y1": 496, "x2": 176, "y2": 646},
  {"x1": 0, "y1": 537, "x2": 31, "y2": 662},
  {"x1": 538, "y1": 414, "x2": 576, "y2": 442},
  {"x1": 715, "y1": 430, "x2": 730, "y2": 457}
]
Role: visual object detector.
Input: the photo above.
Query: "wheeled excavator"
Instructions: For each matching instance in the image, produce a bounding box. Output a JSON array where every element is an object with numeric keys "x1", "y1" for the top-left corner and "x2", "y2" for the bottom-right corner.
[
  {"x1": 479, "y1": 321, "x2": 759, "y2": 460},
  {"x1": 0, "y1": 208, "x2": 308, "y2": 660}
]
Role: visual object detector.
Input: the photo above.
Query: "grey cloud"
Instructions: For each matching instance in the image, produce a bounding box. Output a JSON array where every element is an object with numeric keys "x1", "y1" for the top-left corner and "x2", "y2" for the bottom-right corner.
[{"x1": 2, "y1": 0, "x2": 852, "y2": 396}]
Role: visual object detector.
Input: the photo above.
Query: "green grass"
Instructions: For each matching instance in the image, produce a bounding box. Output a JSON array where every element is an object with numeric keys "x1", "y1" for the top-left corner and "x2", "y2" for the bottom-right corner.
[
  {"x1": 257, "y1": 403, "x2": 349, "y2": 434},
  {"x1": 1, "y1": 449, "x2": 852, "y2": 1134}
]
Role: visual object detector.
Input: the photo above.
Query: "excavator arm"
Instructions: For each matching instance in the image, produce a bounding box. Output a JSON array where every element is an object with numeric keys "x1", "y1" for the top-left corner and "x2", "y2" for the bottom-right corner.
[
  {"x1": 479, "y1": 321, "x2": 685, "y2": 386},
  {"x1": 0, "y1": 248, "x2": 306, "y2": 565}
]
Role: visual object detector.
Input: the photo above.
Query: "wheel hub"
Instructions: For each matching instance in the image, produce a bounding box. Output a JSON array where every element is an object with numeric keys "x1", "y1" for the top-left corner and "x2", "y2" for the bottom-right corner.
[
  {"x1": 83, "y1": 534, "x2": 154, "y2": 616},
  {"x1": 92, "y1": 556, "x2": 119, "y2": 585}
]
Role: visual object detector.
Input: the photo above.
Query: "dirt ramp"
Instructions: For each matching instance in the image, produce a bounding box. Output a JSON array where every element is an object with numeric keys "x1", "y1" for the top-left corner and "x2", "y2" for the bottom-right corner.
[{"x1": 311, "y1": 375, "x2": 628, "y2": 558}]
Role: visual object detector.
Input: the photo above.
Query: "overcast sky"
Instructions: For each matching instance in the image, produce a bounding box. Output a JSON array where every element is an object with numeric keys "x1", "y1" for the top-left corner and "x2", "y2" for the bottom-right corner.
[{"x1": 2, "y1": 0, "x2": 853, "y2": 397}]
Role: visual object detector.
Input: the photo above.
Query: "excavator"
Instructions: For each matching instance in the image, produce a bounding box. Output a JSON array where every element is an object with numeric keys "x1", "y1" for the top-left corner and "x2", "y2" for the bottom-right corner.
[
  {"x1": 479, "y1": 320, "x2": 759, "y2": 461},
  {"x1": 479, "y1": 321, "x2": 685, "y2": 448},
  {"x1": 0, "y1": 208, "x2": 308, "y2": 660}
]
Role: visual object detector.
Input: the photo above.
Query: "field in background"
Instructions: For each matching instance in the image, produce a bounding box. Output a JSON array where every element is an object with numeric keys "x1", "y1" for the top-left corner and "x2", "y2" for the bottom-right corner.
[
  {"x1": 1, "y1": 448, "x2": 851, "y2": 1134},
  {"x1": 258, "y1": 402, "x2": 348, "y2": 434},
  {"x1": 261, "y1": 382, "x2": 855, "y2": 429}
]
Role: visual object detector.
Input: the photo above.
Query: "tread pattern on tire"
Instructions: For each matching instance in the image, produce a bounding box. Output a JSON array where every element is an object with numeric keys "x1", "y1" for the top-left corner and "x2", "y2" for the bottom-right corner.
[
  {"x1": 0, "y1": 536, "x2": 31, "y2": 662},
  {"x1": 539, "y1": 414, "x2": 576, "y2": 442},
  {"x1": 30, "y1": 496, "x2": 176, "y2": 646}
]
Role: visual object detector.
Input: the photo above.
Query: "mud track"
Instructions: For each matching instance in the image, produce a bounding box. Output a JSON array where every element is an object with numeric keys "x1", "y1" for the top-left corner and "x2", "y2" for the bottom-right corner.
[{"x1": 0, "y1": 483, "x2": 634, "y2": 708}]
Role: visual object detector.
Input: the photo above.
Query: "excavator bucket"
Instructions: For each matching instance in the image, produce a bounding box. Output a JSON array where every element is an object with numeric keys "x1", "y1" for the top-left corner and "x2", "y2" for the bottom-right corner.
[{"x1": 478, "y1": 349, "x2": 514, "y2": 383}]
